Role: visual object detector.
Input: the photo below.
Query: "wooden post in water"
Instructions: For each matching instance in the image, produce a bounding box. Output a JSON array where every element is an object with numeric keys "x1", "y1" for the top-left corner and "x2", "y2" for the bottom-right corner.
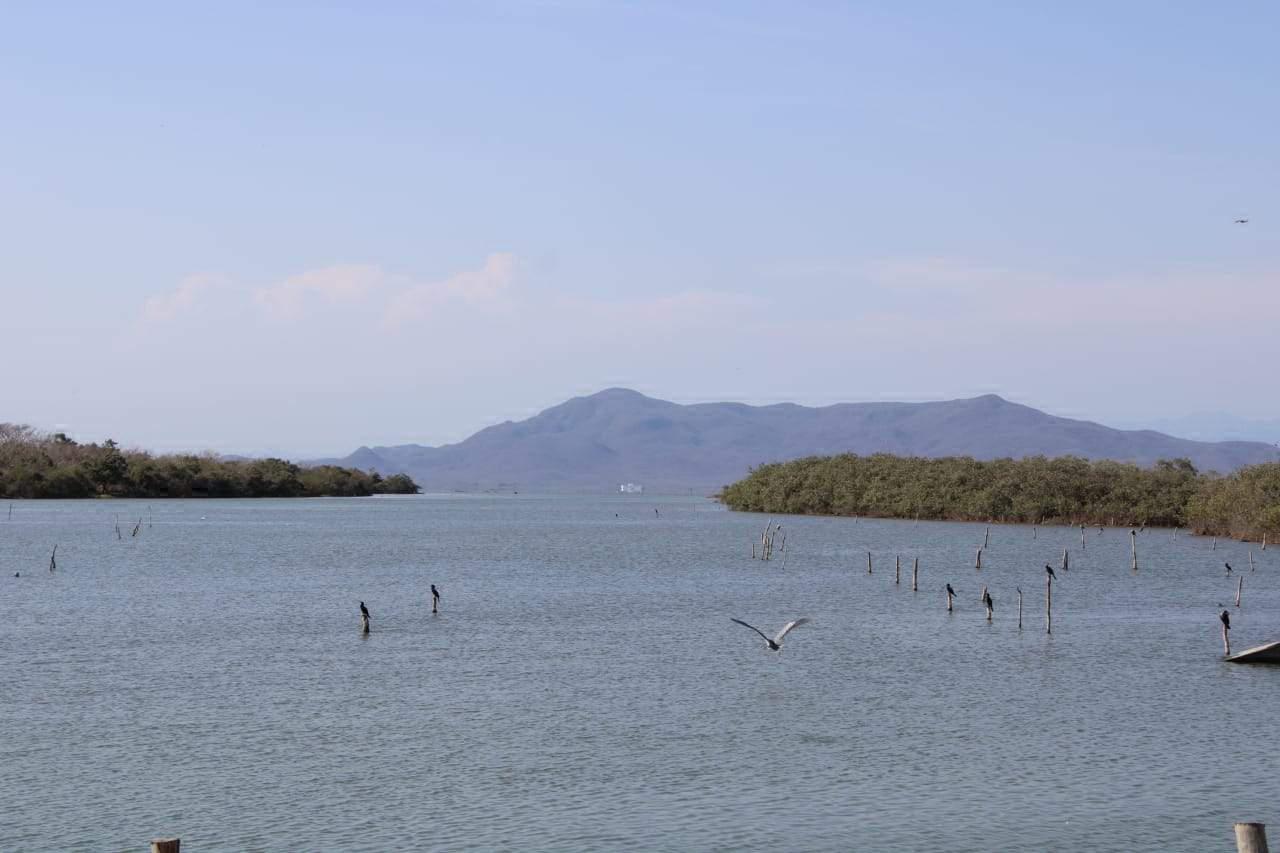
[
  {"x1": 895, "y1": 555, "x2": 900, "y2": 585},
  {"x1": 1234, "y1": 822, "x2": 1269, "y2": 853},
  {"x1": 1033, "y1": 526, "x2": 1037, "y2": 540},
  {"x1": 1017, "y1": 587, "x2": 1023, "y2": 630},
  {"x1": 1236, "y1": 576, "x2": 1243, "y2": 607},
  {"x1": 984, "y1": 526, "x2": 990, "y2": 548},
  {"x1": 982, "y1": 586, "x2": 992, "y2": 621},
  {"x1": 752, "y1": 543, "x2": 756, "y2": 559},
  {"x1": 1062, "y1": 548, "x2": 1069, "y2": 572},
  {"x1": 1249, "y1": 550, "x2": 1255, "y2": 571},
  {"x1": 946, "y1": 585, "x2": 954, "y2": 612},
  {"x1": 1223, "y1": 619, "x2": 1231, "y2": 656},
  {"x1": 1213, "y1": 535, "x2": 1218, "y2": 551},
  {"x1": 1045, "y1": 574, "x2": 1052, "y2": 635},
  {"x1": 975, "y1": 548, "x2": 982, "y2": 569},
  {"x1": 912, "y1": 557, "x2": 919, "y2": 592},
  {"x1": 151, "y1": 840, "x2": 180, "y2": 853},
  {"x1": 867, "y1": 551, "x2": 872, "y2": 574},
  {"x1": 1131, "y1": 530, "x2": 1138, "y2": 570},
  {"x1": 1263, "y1": 534, "x2": 1267, "y2": 551},
  {"x1": 1080, "y1": 525, "x2": 1086, "y2": 549},
  {"x1": 49, "y1": 545, "x2": 56, "y2": 572}
]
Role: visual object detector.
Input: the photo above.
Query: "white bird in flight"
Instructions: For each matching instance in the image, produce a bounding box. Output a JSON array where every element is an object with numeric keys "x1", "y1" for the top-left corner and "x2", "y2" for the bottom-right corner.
[{"x1": 730, "y1": 617, "x2": 810, "y2": 651}]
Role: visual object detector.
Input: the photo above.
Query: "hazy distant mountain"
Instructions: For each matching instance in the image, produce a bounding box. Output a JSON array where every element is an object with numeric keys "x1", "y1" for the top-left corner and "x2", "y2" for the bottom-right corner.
[
  {"x1": 1114, "y1": 412, "x2": 1280, "y2": 444},
  {"x1": 311, "y1": 389, "x2": 1280, "y2": 493}
]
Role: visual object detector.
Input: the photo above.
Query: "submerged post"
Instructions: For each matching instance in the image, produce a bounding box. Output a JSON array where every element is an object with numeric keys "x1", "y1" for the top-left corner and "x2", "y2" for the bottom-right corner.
[
  {"x1": 1062, "y1": 548, "x2": 1069, "y2": 572},
  {"x1": 975, "y1": 548, "x2": 982, "y2": 569},
  {"x1": 1236, "y1": 576, "x2": 1243, "y2": 607},
  {"x1": 984, "y1": 526, "x2": 990, "y2": 548},
  {"x1": 1250, "y1": 550, "x2": 1255, "y2": 571},
  {"x1": 1213, "y1": 536, "x2": 1218, "y2": 551},
  {"x1": 1033, "y1": 526, "x2": 1037, "y2": 540},
  {"x1": 895, "y1": 555, "x2": 901, "y2": 585},
  {"x1": 1080, "y1": 525, "x2": 1086, "y2": 549},
  {"x1": 1235, "y1": 822, "x2": 1269, "y2": 853},
  {"x1": 912, "y1": 557, "x2": 919, "y2": 592},
  {"x1": 867, "y1": 551, "x2": 872, "y2": 574},
  {"x1": 1017, "y1": 587, "x2": 1023, "y2": 630},
  {"x1": 946, "y1": 585, "x2": 955, "y2": 612},
  {"x1": 151, "y1": 840, "x2": 180, "y2": 853}
]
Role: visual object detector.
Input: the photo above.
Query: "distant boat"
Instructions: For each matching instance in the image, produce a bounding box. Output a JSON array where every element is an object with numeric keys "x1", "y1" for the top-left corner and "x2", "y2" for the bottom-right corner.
[{"x1": 1226, "y1": 641, "x2": 1280, "y2": 664}]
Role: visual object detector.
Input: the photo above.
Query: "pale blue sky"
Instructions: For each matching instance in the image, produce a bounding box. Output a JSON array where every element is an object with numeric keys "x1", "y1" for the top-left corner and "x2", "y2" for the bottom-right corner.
[{"x1": 2, "y1": 1, "x2": 1276, "y2": 455}]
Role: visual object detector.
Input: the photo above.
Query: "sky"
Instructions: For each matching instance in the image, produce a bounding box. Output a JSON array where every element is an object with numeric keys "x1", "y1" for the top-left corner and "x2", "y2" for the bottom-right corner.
[{"x1": 2, "y1": 1, "x2": 1277, "y2": 456}]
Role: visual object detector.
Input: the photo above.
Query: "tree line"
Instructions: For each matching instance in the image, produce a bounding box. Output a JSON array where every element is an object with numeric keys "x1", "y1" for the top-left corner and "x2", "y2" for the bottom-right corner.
[
  {"x1": 0, "y1": 424, "x2": 420, "y2": 499},
  {"x1": 719, "y1": 453, "x2": 1280, "y2": 542}
]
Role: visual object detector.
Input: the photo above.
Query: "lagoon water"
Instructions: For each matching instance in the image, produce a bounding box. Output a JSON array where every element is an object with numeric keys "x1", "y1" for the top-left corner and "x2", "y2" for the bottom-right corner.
[{"x1": 2, "y1": 495, "x2": 1278, "y2": 852}]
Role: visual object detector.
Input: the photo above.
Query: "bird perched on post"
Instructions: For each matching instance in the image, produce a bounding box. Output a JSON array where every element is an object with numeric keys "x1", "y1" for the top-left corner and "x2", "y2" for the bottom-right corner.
[
  {"x1": 431, "y1": 584, "x2": 440, "y2": 614},
  {"x1": 1045, "y1": 564, "x2": 1057, "y2": 581},
  {"x1": 946, "y1": 582, "x2": 958, "y2": 599},
  {"x1": 1220, "y1": 610, "x2": 1231, "y2": 630},
  {"x1": 1225, "y1": 562, "x2": 1233, "y2": 576}
]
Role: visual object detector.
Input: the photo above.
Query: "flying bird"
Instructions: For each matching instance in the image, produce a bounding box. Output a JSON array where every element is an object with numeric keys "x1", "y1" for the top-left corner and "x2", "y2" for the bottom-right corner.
[
  {"x1": 730, "y1": 617, "x2": 810, "y2": 651},
  {"x1": 1045, "y1": 564, "x2": 1057, "y2": 581},
  {"x1": 1234, "y1": 218, "x2": 1249, "y2": 224}
]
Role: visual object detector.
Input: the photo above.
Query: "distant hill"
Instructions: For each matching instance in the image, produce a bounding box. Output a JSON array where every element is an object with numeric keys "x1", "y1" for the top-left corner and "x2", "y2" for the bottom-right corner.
[{"x1": 309, "y1": 389, "x2": 1280, "y2": 493}]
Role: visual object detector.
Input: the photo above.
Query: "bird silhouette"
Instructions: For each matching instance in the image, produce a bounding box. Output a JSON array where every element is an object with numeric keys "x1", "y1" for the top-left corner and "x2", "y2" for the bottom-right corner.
[
  {"x1": 1045, "y1": 564, "x2": 1058, "y2": 581},
  {"x1": 359, "y1": 601, "x2": 370, "y2": 620},
  {"x1": 1234, "y1": 218, "x2": 1249, "y2": 224},
  {"x1": 1225, "y1": 562, "x2": 1233, "y2": 575},
  {"x1": 982, "y1": 589, "x2": 994, "y2": 609},
  {"x1": 1220, "y1": 610, "x2": 1231, "y2": 630},
  {"x1": 730, "y1": 617, "x2": 810, "y2": 651},
  {"x1": 946, "y1": 582, "x2": 957, "y2": 598}
]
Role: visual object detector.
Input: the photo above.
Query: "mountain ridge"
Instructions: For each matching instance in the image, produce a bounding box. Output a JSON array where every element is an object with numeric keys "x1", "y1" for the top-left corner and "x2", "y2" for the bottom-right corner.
[{"x1": 306, "y1": 389, "x2": 1280, "y2": 492}]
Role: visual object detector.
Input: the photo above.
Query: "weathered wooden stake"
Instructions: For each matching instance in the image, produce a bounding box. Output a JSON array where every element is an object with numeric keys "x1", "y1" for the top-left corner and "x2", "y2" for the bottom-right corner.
[
  {"x1": 1062, "y1": 548, "x2": 1069, "y2": 572},
  {"x1": 975, "y1": 547, "x2": 982, "y2": 569},
  {"x1": 946, "y1": 586, "x2": 954, "y2": 611},
  {"x1": 912, "y1": 557, "x2": 919, "y2": 592},
  {"x1": 1236, "y1": 576, "x2": 1243, "y2": 607},
  {"x1": 1263, "y1": 534, "x2": 1267, "y2": 551},
  {"x1": 752, "y1": 543, "x2": 756, "y2": 559},
  {"x1": 981, "y1": 585, "x2": 992, "y2": 621},
  {"x1": 1017, "y1": 587, "x2": 1023, "y2": 630},
  {"x1": 867, "y1": 551, "x2": 872, "y2": 574},
  {"x1": 1080, "y1": 525, "x2": 1086, "y2": 549},
  {"x1": 49, "y1": 545, "x2": 57, "y2": 572},
  {"x1": 1213, "y1": 536, "x2": 1218, "y2": 551},
  {"x1": 1033, "y1": 526, "x2": 1037, "y2": 540},
  {"x1": 984, "y1": 526, "x2": 990, "y2": 548},
  {"x1": 151, "y1": 840, "x2": 180, "y2": 853},
  {"x1": 1046, "y1": 575, "x2": 1052, "y2": 635},
  {"x1": 1223, "y1": 621, "x2": 1231, "y2": 656},
  {"x1": 1249, "y1": 550, "x2": 1255, "y2": 571},
  {"x1": 361, "y1": 614, "x2": 370, "y2": 634},
  {"x1": 1234, "y1": 821, "x2": 1269, "y2": 853},
  {"x1": 895, "y1": 555, "x2": 900, "y2": 585},
  {"x1": 1131, "y1": 530, "x2": 1138, "y2": 570}
]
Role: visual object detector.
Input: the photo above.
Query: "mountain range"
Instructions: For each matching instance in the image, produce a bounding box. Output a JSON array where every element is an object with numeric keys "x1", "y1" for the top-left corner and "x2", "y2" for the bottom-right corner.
[{"x1": 307, "y1": 389, "x2": 1280, "y2": 494}]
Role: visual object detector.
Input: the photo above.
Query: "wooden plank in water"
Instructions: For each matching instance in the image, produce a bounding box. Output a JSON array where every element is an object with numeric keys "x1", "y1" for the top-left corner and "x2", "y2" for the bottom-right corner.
[{"x1": 1226, "y1": 642, "x2": 1280, "y2": 665}]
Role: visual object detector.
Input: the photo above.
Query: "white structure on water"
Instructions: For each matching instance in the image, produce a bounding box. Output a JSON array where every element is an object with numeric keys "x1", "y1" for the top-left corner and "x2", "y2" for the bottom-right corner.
[{"x1": 619, "y1": 483, "x2": 644, "y2": 494}]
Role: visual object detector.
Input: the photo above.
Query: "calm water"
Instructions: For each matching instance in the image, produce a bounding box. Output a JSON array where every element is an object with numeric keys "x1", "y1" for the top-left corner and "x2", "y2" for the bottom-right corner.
[{"x1": 1, "y1": 496, "x2": 1277, "y2": 852}]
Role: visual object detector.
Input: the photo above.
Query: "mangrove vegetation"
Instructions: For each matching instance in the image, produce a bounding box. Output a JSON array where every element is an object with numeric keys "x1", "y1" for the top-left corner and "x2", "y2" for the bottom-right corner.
[
  {"x1": 0, "y1": 424, "x2": 419, "y2": 499},
  {"x1": 720, "y1": 453, "x2": 1280, "y2": 542}
]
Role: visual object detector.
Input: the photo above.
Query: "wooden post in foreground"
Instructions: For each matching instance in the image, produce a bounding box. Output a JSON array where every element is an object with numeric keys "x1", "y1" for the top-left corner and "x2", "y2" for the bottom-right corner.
[
  {"x1": 975, "y1": 548, "x2": 982, "y2": 569},
  {"x1": 1046, "y1": 575, "x2": 1052, "y2": 635},
  {"x1": 1236, "y1": 576, "x2": 1243, "y2": 607},
  {"x1": 912, "y1": 557, "x2": 919, "y2": 592},
  {"x1": 151, "y1": 840, "x2": 180, "y2": 853},
  {"x1": 1235, "y1": 821, "x2": 1269, "y2": 853},
  {"x1": 895, "y1": 555, "x2": 901, "y2": 585}
]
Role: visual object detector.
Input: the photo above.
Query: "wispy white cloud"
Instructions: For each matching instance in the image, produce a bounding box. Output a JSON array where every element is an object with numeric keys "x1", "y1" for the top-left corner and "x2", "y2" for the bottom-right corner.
[
  {"x1": 141, "y1": 273, "x2": 229, "y2": 323},
  {"x1": 253, "y1": 264, "x2": 390, "y2": 320},
  {"x1": 384, "y1": 252, "x2": 519, "y2": 327}
]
